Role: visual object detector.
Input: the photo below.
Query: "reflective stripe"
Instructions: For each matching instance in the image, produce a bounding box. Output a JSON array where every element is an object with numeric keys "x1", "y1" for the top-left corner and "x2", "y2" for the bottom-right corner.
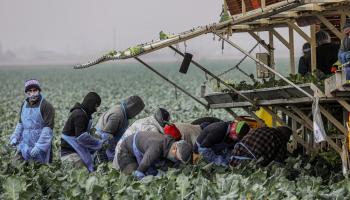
[{"x1": 234, "y1": 142, "x2": 257, "y2": 160}]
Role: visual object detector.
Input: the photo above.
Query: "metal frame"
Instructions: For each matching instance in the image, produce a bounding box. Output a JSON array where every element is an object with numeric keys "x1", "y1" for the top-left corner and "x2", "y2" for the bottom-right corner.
[{"x1": 75, "y1": 0, "x2": 350, "y2": 174}]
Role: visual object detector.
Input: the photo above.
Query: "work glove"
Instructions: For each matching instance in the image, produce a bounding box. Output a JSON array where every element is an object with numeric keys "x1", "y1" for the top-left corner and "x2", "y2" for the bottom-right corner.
[
  {"x1": 9, "y1": 138, "x2": 18, "y2": 146},
  {"x1": 30, "y1": 146, "x2": 41, "y2": 158},
  {"x1": 134, "y1": 170, "x2": 145, "y2": 180}
]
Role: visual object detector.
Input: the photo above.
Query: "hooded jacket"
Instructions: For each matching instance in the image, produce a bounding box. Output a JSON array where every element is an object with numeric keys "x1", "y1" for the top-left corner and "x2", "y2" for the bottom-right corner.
[
  {"x1": 174, "y1": 123, "x2": 201, "y2": 147},
  {"x1": 119, "y1": 131, "x2": 175, "y2": 173},
  {"x1": 113, "y1": 116, "x2": 165, "y2": 168},
  {"x1": 96, "y1": 95, "x2": 144, "y2": 135}
]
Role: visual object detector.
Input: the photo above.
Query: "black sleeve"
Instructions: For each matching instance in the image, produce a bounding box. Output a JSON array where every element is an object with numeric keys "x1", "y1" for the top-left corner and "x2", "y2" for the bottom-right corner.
[
  {"x1": 197, "y1": 122, "x2": 228, "y2": 148},
  {"x1": 18, "y1": 101, "x2": 25, "y2": 123},
  {"x1": 40, "y1": 100, "x2": 55, "y2": 129},
  {"x1": 298, "y1": 57, "x2": 308, "y2": 75},
  {"x1": 73, "y1": 111, "x2": 89, "y2": 137}
]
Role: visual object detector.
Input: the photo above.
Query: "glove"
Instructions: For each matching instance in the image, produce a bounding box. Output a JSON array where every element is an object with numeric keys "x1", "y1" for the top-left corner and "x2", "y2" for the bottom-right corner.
[
  {"x1": 9, "y1": 138, "x2": 18, "y2": 146},
  {"x1": 134, "y1": 170, "x2": 145, "y2": 180},
  {"x1": 30, "y1": 146, "x2": 41, "y2": 158}
]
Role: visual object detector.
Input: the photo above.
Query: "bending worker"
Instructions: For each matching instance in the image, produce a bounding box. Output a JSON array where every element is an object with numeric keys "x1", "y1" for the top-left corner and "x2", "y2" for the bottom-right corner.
[
  {"x1": 230, "y1": 126, "x2": 292, "y2": 167},
  {"x1": 113, "y1": 108, "x2": 170, "y2": 168},
  {"x1": 194, "y1": 121, "x2": 250, "y2": 166},
  {"x1": 60, "y1": 92, "x2": 102, "y2": 172},
  {"x1": 9, "y1": 79, "x2": 55, "y2": 164},
  {"x1": 116, "y1": 131, "x2": 192, "y2": 179},
  {"x1": 95, "y1": 95, "x2": 145, "y2": 162}
]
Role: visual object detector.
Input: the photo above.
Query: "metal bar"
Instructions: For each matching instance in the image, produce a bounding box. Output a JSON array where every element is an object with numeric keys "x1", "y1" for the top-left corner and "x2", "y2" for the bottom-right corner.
[
  {"x1": 216, "y1": 33, "x2": 314, "y2": 99},
  {"x1": 338, "y1": 100, "x2": 350, "y2": 113},
  {"x1": 213, "y1": 42, "x2": 259, "y2": 80},
  {"x1": 316, "y1": 14, "x2": 344, "y2": 40},
  {"x1": 169, "y1": 45, "x2": 256, "y2": 106},
  {"x1": 134, "y1": 57, "x2": 208, "y2": 108}
]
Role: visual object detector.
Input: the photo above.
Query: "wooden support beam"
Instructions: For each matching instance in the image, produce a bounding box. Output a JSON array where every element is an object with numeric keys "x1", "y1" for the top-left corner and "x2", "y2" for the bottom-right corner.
[
  {"x1": 272, "y1": 29, "x2": 290, "y2": 48},
  {"x1": 291, "y1": 106, "x2": 342, "y2": 154},
  {"x1": 276, "y1": 106, "x2": 313, "y2": 130},
  {"x1": 316, "y1": 14, "x2": 344, "y2": 40},
  {"x1": 310, "y1": 25, "x2": 317, "y2": 72},
  {"x1": 319, "y1": 105, "x2": 348, "y2": 135},
  {"x1": 338, "y1": 100, "x2": 350, "y2": 113},
  {"x1": 242, "y1": 0, "x2": 246, "y2": 15},
  {"x1": 269, "y1": 30, "x2": 275, "y2": 72},
  {"x1": 243, "y1": 108, "x2": 266, "y2": 127},
  {"x1": 289, "y1": 26, "x2": 296, "y2": 74},
  {"x1": 287, "y1": 22, "x2": 311, "y2": 43},
  {"x1": 248, "y1": 31, "x2": 270, "y2": 52},
  {"x1": 261, "y1": 106, "x2": 311, "y2": 151},
  {"x1": 224, "y1": 108, "x2": 239, "y2": 118}
]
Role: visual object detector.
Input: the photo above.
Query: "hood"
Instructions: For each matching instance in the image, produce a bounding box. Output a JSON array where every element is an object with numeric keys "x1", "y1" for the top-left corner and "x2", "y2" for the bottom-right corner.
[
  {"x1": 123, "y1": 95, "x2": 145, "y2": 119},
  {"x1": 81, "y1": 92, "x2": 101, "y2": 115}
]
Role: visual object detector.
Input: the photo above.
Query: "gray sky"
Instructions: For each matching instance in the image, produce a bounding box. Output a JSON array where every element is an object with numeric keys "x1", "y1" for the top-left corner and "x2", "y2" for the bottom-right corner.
[{"x1": 0, "y1": 0, "x2": 307, "y2": 63}]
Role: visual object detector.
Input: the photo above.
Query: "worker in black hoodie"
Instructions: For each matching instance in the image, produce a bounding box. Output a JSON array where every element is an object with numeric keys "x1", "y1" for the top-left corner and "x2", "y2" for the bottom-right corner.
[{"x1": 60, "y1": 92, "x2": 102, "y2": 172}]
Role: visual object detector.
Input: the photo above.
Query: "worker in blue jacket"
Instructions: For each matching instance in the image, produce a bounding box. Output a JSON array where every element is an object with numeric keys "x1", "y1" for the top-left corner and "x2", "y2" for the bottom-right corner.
[{"x1": 9, "y1": 79, "x2": 55, "y2": 164}]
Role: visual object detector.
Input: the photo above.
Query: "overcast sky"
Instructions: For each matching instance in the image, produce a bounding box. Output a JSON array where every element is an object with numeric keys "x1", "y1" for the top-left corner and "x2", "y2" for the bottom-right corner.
[{"x1": 0, "y1": 0, "x2": 307, "y2": 63}]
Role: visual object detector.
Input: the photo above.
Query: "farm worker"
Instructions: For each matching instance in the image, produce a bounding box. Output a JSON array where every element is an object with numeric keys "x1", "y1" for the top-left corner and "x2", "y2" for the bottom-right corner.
[
  {"x1": 95, "y1": 95, "x2": 145, "y2": 162},
  {"x1": 9, "y1": 79, "x2": 55, "y2": 164},
  {"x1": 338, "y1": 20, "x2": 350, "y2": 80},
  {"x1": 230, "y1": 126, "x2": 292, "y2": 167},
  {"x1": 194, "y1": 121, "x2": 250, "y2": 167},
  {"x1": 315, "y1": 30, "x2": 339, "y2": 75},
  {"x1": 113, "y1": 107, "x2": 170, "y2": 168},
  {"x1": 60, "y1": 92, "x2": 102, "y2": 172},
  {"x1": 190, "y1": 116, "x2": 223, "y2": 128},
  {"x1": 116, "y1": 131, "x2": 192, "y2": 179},
  {"x1": 298, "y1": 43, "x2": 311, "y2": 75}
]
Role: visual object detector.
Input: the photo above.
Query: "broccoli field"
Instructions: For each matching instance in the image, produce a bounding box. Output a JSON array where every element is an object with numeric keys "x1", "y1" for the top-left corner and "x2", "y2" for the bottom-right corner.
[{"x1": 1, "y1": 60, "x2": 350, "y2": 199}]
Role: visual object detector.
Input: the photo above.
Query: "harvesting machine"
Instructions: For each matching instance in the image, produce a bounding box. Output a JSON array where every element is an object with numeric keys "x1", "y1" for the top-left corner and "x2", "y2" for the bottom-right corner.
[{"x1": 75, "y1": 0, "x2": 350, "y2": 175}]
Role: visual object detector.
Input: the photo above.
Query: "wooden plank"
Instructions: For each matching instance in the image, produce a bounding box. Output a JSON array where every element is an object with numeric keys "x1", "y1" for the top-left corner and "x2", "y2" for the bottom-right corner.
[
  {"x1": 338, "y1": 100, "x2": 350, "y2": 113},
  {"x1": 261, "y1": 106, "x2": 311, "y2": 151},
  {"x1": 316, "y1": 14, "x2": 344, "y2": 40},
  {"x1": 287, "y1": 22, "x2": 311, "y2": 42},
  {"x1": 289, "y1": 26, "x2": 296, "y2": 74},
  {"x1": 319, "y1": 105, "x2": 348, "y2": 135},
  {"x1": 291, "y1": 106, "x2": 343, "y2": 153},
  {"x1": 276, "y1": 106, "x2": 313, "y2": 130},
  {"x1": 248, "y1": 31, "x2": 270, "y2": 52},
  {"x1": 310, "y1": 24, "x2": 317, "y2": 72},
  {"x1": 272, "y1": 29, "x2": 290, "y2": 48},
  {"x1": 242, "y1": 107, "x2": 266, "y2": 127},
  {"x1": 269, "y1": 30, "x2": 275, "y2": 72}
]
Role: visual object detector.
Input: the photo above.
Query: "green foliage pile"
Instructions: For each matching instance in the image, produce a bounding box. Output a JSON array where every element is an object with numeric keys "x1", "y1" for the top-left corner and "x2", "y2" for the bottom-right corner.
[{"x1": 219, "y1": 72, "x2": 329, "y2": 92}]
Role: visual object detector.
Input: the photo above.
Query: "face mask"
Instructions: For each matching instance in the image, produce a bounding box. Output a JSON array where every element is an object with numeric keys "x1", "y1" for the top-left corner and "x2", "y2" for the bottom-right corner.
[{"x1": 25, "y1": 91, "x2": 40, "y2": 102}]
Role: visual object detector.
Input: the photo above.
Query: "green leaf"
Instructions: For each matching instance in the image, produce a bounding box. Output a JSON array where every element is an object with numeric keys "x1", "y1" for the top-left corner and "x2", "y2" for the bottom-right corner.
[{"x1": 2, "y1": 176, "x2": 27, "y2": 200}]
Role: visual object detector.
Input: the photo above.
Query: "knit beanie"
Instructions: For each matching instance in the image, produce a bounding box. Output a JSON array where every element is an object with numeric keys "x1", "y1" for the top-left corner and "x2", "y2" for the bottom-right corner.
[{"x1": 24, "y1": 79, "x2": 41, "y2": 92}]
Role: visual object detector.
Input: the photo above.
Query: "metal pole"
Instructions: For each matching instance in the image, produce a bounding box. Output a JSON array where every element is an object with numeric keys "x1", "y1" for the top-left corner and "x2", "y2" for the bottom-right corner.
[
  {"x1": 216, "y1": 33, "x2": 314, "y2": 99},
  {"x1": 134, "y1": 57, "x2": 208, "y2": 108},
  {"x1": 169, "y1": 45, "x2": 256, "y2": 106},
  {"x1": 212, "y1": 42, "x2": 259, "y2": 81}
]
